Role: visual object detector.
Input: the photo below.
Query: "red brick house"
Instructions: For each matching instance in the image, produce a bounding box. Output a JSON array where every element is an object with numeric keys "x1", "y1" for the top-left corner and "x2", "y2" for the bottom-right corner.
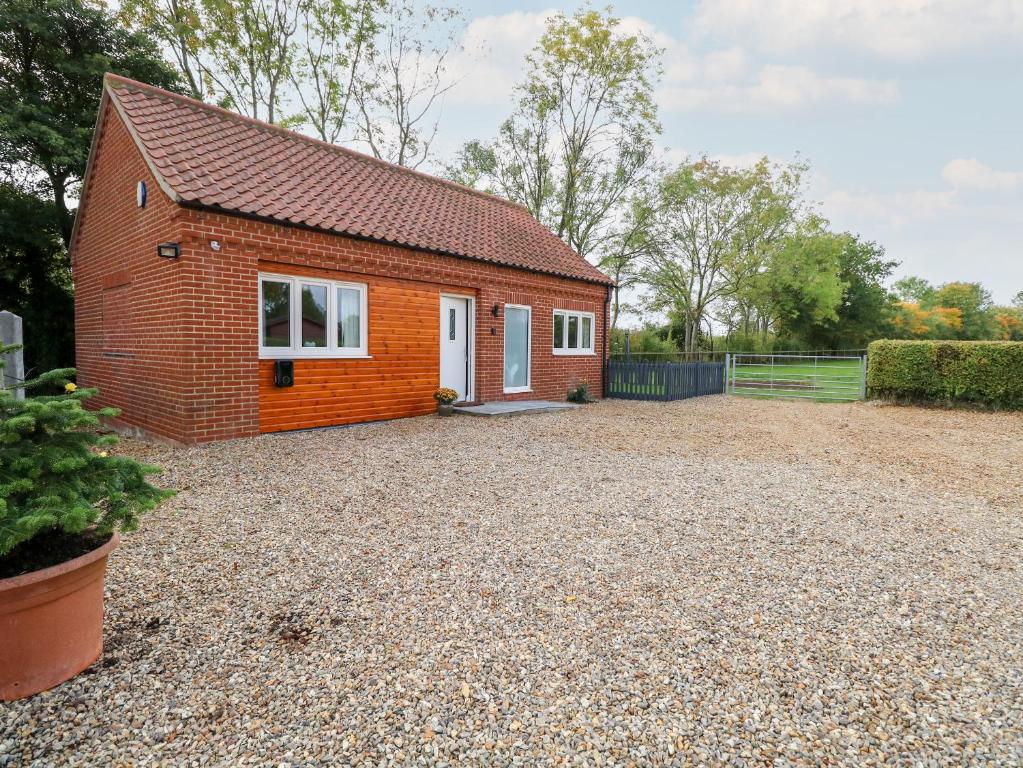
[{"x1": 71, "y1": 75, "x2": 612, "y2": 444}]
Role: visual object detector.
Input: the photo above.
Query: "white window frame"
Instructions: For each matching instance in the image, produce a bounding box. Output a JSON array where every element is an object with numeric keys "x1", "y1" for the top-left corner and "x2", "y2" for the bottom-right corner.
[
  {"x1": 553, "y1": 309, "x2": 595, "y2": 355},
  {"x1": 503, "y1": 303, "x2": 532, "y2": 394},
  {"x1": 259, "y1": 272, "x2": 369, "y2": 359}
]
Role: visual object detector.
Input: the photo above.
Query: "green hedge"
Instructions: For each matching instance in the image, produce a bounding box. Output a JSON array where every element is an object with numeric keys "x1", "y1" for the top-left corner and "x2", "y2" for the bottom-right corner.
[{"x1": 867, "y1": 340, "x2": 1023, "y2": 409}]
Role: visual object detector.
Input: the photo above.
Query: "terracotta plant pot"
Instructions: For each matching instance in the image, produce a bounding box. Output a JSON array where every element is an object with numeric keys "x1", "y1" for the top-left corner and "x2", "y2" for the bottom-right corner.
[
  {"x1": 437, "y1": 402, "x2": 454, "y2": 416},
  {"x1": 0, "y1": 533, "x2": 119, "y2": 701}
]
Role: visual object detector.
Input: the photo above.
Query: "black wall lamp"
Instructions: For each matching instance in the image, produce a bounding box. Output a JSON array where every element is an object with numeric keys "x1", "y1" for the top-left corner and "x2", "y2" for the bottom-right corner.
[
  {"x1": 491, "y1": 303, "x2": 501, "y2": 317},
  {"x1": 157, "y1": 242, "x2": 180, "y2": 259}
]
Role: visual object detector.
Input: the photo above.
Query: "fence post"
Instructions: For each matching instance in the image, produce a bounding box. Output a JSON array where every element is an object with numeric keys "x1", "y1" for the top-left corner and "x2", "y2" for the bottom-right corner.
[
  {"x1": 0, "y1": 310, "x2": 25, "y2": 399},
  {"x1": 723, "y1": 353, "x2": 730, "y2": 394},
  {"x1": 860, "y1": 354, "x2": 868, "y2": 400}
]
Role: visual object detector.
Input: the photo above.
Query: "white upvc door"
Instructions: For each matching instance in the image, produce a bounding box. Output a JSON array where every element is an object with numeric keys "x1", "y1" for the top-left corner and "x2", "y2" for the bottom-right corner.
[
  {"x1": 503, "y1": 304, "x2": 531, "y2": 393},
  {"x1": 440, "y1": 295, "x2": 472, "y2": 402}
]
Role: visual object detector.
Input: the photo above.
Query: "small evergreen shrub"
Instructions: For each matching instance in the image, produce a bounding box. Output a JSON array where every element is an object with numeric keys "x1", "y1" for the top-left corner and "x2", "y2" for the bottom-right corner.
[
  {"x1": 0, "y1": 345, "x2": 173, "y2": 560},
  {"x1": 567, "y1": 382, "x2": 593, "y2": 403},
  {"x1": 867, "y1": 340, "x2": 1023, "y2": 409}
]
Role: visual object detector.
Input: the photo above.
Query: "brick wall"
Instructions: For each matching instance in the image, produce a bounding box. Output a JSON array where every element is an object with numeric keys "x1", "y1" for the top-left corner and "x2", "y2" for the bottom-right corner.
[
  {"x1": 73, "y1": 101, "x2": 207, "y2": 443},
  {"x1": 74, "y1": 100, "x2": 610, "y2": 444}
]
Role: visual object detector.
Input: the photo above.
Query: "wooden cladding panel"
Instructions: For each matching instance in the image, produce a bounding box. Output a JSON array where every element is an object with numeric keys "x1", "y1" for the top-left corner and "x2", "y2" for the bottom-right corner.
[{"x1": 258, "y1": 279, "x2": 440, "y2": 432}]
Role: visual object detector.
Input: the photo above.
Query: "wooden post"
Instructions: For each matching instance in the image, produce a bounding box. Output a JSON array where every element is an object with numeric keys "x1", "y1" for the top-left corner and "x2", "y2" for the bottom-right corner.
[{"x1": 0, "y1": 311, "x2": 25, "y2": 399}]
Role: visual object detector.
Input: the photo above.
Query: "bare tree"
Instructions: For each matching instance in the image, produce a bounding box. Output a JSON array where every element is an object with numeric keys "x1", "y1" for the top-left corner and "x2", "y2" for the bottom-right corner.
[
  {"x1": 290, "y1": 0, "x2": 382, "y2": 143},
  {"x1": 352, "y1": 0, "x2": 462, "y2": 168}
]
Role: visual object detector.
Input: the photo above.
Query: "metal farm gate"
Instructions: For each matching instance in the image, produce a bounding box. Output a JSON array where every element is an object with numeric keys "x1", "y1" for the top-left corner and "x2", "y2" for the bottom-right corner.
[
  {"x1": 606, "y1": 360, "x2": 725, "y2": 401},
  {"x1": 726, "y1": 353, "x2": 867, "y2": 402}
]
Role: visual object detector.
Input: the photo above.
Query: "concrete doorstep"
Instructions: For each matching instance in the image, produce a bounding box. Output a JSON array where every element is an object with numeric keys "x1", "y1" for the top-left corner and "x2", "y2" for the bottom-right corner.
[{"x1": 452, "y1": 400, "x2": 580, "y2": 416}]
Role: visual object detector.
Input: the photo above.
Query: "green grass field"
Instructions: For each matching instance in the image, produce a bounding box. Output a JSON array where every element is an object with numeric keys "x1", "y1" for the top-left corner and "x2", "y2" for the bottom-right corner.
[{"x1": 730, "y1": 357, "x2": 864, "y2": 402}]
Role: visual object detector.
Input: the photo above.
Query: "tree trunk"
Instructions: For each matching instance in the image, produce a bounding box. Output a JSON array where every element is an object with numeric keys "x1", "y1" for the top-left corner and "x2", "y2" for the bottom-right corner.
[{"x1": 48, "y1": 172, "x2": 73, "y2": 249}]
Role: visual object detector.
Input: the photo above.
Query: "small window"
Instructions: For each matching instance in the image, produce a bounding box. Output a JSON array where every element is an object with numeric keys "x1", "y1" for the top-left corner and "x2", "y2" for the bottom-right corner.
[
  {"x1": 449, "y1": 307, "x2": 457, "y2": 340},
  {"x1": 553, "y1": 310, "x2": 595, "y2": 355},
  {"x1": 337, "y1": 287, "x2": 361, "y2": 349},
  {"x1": 259, "y1": 273, "x2": 367, "y2": 358},
  {"x1": 262, "y1": 280, "x2": 292, "y2": 348},
  {"x1": 301, "y1": 283, "x2": 328, "y2": 348}
]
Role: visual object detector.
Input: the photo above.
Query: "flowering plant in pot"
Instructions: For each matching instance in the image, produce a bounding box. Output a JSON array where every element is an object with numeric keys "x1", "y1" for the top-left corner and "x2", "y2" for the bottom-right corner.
[
  {"x1": 433, "y1": 387, "x2": 459, "y2": 416},
  {"x1": 0, "y1": 347, "x2": 173, "y2": 700}
]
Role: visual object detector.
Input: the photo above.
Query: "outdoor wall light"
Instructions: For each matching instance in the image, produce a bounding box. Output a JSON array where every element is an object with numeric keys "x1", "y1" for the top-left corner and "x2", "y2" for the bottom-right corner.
[
  {"x1": 491, "y1": 303, "x2": 501, "y2": 317},
  {"x1": 157, "y1": 242, "x2": 180, "y2": 259}
]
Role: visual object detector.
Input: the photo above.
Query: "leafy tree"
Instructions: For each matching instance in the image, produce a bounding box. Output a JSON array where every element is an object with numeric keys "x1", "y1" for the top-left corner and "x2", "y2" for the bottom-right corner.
[
  {"x1": 447, "y1": 7, "x2": 662, "y2": 279},
  {"x1": 928, "y1": 281, "x2": 993, "y2": 340},
  {"x1": 601, "y1": 184, "x2": 658, "y2": 331},
  {"x1": 0, "y1": 0, "x2": 181, "y2": 246},
  {"x1": 123, "y1": 0, "x2": 457, "y2": 165},
  {"x1": 891, "y1": 302, "x2": 962, "y2": 339},
  {"x1": 766, "y1": 219, "x2": 848, "y2": 343},
  {"x1": 641, "y1": 157, "x2": 802, "y2": 353},
  {"x1": 119, "y1": 0, "x2": 205, "y2": 99},
  {"x1": 200, "y1": 0, "x2": 302, "y2": 123},
  {"x1": 991, "y1": 306, "x2": 1023, "y2": 341},
  {"x1": 893, "y1": 275, "x2": 934, "y2": 304},
  {"x1": 610, "y1": 325, "x2": 678, "y2": 358},
  {"x1": 800, "y1": 235, "x2": 897, "y2": 349},
  {"x1": 0, "y1": 186, "x2": 74, "y2": 373},
  {"x1": 1012, "y1": 290, "x2": 1023, "y2": 309}
]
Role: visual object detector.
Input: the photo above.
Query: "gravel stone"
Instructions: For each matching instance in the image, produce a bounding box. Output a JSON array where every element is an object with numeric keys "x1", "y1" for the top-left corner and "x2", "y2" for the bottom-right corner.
[{"x1": 3, "y1": 397, "x2": 1022, "y2": 766}]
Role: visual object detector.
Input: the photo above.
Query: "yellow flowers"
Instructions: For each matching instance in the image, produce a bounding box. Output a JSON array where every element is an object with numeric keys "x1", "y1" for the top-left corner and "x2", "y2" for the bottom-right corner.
[
  {"x1": 433, "y1": 387, "x2": 459, "y2": 405},
  {"x1": 64, "y1": 382, "x2": 77, "y2": 393},
  {"x1": 99, "y1": 451, "x2": 109, "y2": 458}
]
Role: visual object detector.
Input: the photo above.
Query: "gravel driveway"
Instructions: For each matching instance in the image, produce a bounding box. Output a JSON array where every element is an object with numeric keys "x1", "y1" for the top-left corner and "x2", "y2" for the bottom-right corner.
[{"x1": 4, "y1": 397, "x2": 1023, "y2": 766}]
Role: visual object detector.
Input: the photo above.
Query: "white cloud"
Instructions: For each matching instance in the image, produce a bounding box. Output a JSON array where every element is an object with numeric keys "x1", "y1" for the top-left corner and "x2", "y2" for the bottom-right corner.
[
  {"x1": 692, "y1": 0, "x2": 1023, "y2": 59},
  {"x1": 446, "y1": 11, "x2": 896, "y2": 114},
  {"x1": 661, "y1": 64, "x2": 899, "y2": 112},
  {"x1": 617, "y1": 17, "x2": 899, "y2": 112},
  {"x1": 445, "y1": 10, "x2": 555, "y2": 106},
  {"x1": 941, "y1": 158, "x2": 1023, "y2": 192},
  {"x1": 820, "y1": 188, "x2": 958, "y2": 228}
]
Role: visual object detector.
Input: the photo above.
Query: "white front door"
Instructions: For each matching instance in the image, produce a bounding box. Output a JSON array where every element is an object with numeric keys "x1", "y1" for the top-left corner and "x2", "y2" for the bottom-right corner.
[{"x1": 440, "y1": 296, "x2": 470, "y2": 402}]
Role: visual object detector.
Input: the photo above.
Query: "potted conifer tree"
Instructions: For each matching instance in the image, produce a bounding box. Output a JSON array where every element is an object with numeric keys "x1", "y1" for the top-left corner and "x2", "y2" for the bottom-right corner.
[{"x1": 0, "y1": 347, "x2": 173, "y2": 700}]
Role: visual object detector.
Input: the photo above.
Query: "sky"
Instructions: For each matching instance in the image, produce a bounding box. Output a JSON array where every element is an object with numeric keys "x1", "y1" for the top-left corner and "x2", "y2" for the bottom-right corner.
[{"x1": 422, "y1": 0, "x2": 1023, "y2": 303}]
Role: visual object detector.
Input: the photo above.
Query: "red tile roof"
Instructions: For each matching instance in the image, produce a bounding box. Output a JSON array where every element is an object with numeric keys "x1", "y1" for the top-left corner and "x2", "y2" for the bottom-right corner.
[{"x1": 103, "y1": 74, "x2": 611, "y2": 285}]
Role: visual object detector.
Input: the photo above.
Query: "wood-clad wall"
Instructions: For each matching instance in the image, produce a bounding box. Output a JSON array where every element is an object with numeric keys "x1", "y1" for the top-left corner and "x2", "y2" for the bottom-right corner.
[{"x1": 258, "y1": 274, "x2": 445, "y2": 432}]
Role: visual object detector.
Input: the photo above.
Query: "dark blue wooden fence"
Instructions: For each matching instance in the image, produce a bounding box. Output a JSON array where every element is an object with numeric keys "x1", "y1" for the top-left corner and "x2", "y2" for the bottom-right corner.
[{"x1": 606, "y1": 360, "x2": 725, "y2": 401}]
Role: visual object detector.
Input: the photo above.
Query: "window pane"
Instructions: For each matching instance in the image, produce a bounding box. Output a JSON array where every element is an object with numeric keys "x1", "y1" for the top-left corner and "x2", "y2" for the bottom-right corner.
[
  {"x1": 337, "y1": 287, "x2": 361, "y2": 348},
  {"x1": 567, "y1": 315, "x2": 578, "y2": 348},
  {"x1": 504, "y1": 307, "x2": 529, "y2": 389},
  {"x1": 449, "y1": 307, "x2": 456, "y2": 340},
  {"x1": 581, "y1": 316, "x2": 592, "y2": 349},
  {"x1": 301, "y1": 284, "x2": 328, "y2": 347},
  {"x1": 262, "y1": 280, "x2": 291, "y2": 347},
  {"x1": 553, "y1": 313, "x2": 564, "y2": 349}
]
